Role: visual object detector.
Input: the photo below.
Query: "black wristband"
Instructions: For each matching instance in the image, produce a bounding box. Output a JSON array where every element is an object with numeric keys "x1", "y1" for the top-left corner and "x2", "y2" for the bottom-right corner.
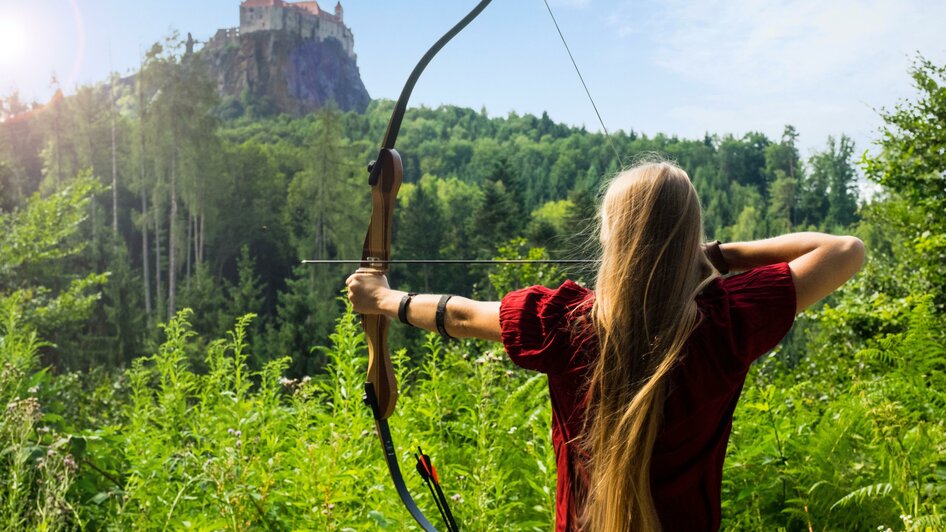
[
  {"x1": 398, "y1": 292, "x2": 418, "y2": 327},
  {"x1": 704, "y1": 240, "x2": 730, "y2": 275},
  {"x1": 436, "y1": 295, "x2": 455, "y2": 341}
]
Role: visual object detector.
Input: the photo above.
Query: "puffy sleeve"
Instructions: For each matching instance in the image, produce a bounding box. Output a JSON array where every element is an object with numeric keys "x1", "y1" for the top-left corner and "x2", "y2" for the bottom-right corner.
[
  {"x1": 723, "y1": 262, "x2": 797, "y2": 365},
  {"x1": 499, "y1": 280, "x2": 592, "y2": 376}
]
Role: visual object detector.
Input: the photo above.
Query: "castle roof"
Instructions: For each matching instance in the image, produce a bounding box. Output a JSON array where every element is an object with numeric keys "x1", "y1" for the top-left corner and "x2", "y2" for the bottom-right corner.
[
  {"x1": 240, "y1": 0, "x2": 327, "y2": 18},
  {"x1": 294, "y1": 2, "x2": 321, "y2": 16},
  {"x1": 241, "y1": 0, "x2": 285, "y2": 8}
]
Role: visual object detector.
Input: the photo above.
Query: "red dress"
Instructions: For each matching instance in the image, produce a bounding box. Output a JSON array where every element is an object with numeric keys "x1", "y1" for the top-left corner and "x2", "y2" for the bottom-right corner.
[{"x1": 499, "y1": 263, "x2": 797, "y2": 531}]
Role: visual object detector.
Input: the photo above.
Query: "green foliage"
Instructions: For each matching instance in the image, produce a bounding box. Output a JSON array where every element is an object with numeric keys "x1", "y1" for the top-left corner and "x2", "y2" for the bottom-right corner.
[
  {"x1": 0, "y1": 300, "x2": 82, "y2": 530},
  {"x1": 0, "y1": 175, "x2": 106, "y2": 362},
  {"x1": 2, "y1": 44, "x2": 868, "y2": 370},
  {"x1": 9, "y1": 303, "x2": 549, "y2": 529},
  {"x1": 4, "y1": 37, "x2": 946, "y2": 531},
  {"x1": 486, "y1": 238, "x2": 567, "y2": 299},
  {"x1": 864, "y1": 55, "x2": 946, "y2": 308},
  {"x1": 724, "y1": 297, "x2": 946, "y2": 531}
]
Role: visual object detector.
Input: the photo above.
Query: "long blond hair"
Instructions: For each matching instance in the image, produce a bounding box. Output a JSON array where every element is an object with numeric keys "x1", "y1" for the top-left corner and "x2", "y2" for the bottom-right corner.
[{"x1": 581, "y1": 161, "x2": 715, "y2": 531}]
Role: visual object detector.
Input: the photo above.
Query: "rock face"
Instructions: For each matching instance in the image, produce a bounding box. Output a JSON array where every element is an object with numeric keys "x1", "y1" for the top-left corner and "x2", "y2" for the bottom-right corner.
[{"x1": 199, "y1": 30, "x2": 370, "y2": 115}]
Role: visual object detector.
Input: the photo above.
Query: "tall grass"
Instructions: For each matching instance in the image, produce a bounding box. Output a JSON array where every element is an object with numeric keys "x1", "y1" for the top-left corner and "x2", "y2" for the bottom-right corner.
[{"x1": 2, "y1": 297, "x2": 943, "y2": 529}]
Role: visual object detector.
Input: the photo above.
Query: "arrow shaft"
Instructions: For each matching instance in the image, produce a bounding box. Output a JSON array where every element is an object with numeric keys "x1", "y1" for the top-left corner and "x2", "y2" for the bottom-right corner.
[{"x1": 303, "y1": 259, "x2": 597, "y2": 264}]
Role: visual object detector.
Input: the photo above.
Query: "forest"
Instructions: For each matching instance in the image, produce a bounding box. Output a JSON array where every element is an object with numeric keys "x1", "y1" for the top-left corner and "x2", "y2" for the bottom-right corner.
[{"x1": 0, "y1": 34, "x2": 944, "y2": 530}]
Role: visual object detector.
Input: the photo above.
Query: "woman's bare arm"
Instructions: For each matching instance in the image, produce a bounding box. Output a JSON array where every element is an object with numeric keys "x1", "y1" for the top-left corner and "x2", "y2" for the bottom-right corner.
[
  {"x1": 719, "y1": 232, "x2": 866, "y2": 312},
  {"x1": 346, "y1": 272, "x2": 502, "y2": 341},
  {"x1": 348, "y1": 232, "x2": 865, "y2": 331}
]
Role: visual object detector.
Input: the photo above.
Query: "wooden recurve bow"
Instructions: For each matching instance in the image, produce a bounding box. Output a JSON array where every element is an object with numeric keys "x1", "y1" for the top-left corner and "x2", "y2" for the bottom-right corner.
[{"x1": 359, "y1": 2, "x2": 493, "y2": 531}]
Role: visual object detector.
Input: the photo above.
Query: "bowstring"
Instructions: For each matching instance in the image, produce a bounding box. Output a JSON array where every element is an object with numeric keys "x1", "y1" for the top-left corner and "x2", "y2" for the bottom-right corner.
[{"x1": 542, "y1": 0, "x2": 625, "y2": 168}]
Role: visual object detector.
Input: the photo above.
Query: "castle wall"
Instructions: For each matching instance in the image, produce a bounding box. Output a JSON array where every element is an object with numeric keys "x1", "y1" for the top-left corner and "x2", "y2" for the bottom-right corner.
[{"x1": 239, "y1": 4, "x2": 355, "y2": 59}]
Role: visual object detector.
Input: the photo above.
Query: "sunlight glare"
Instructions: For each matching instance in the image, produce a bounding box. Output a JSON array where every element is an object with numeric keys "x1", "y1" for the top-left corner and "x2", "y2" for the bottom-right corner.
[{"x1": 0, "y1": 16, "x2": 28, "y2": 67}]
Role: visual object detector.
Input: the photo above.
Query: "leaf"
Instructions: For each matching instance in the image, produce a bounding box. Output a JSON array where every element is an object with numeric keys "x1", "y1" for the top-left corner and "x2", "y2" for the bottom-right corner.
[
  {"x1": 830, "y1": 482, "x2": 893, "y2": 510},
  {"x1": 69, "y1": 435, "x2": 87, "y2": 458}
]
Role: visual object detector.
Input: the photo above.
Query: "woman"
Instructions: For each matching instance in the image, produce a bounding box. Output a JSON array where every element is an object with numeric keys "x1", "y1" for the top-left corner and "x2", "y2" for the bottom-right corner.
[{"x1": 346, "y1": 161, "x2": 865, "y2": 531}]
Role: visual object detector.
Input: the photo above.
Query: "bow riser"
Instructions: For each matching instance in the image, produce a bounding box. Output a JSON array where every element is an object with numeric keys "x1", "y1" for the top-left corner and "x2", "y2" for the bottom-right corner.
[{"x1": 361, "y1": 148, "x2": 403, "y2": 420}]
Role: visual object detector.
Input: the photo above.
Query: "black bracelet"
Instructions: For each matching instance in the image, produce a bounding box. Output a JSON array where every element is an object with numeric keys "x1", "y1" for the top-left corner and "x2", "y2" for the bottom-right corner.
[
  {"x1": 436, "y1": 295, "x2": 455, "y2": 341},
  {"x1": 704, "y1": 240, "x2": 730, "y2": 275},
  {"x1": 398, "y1": 292, "x2": 418, "y2": 327}
]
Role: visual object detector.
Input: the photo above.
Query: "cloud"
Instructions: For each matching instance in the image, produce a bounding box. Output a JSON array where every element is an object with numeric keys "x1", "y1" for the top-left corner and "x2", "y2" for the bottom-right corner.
[
  {"x1": 602, "y1": 0, "x2": 946, "y2": 152},
  {"x1": 613, "y1": 0, "x2": 946, "y2": 95}
]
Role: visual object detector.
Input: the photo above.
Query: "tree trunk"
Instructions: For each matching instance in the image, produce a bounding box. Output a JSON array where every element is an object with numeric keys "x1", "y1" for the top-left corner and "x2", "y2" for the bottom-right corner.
[
  {"x1": 86, "y1": 129, "x2": 97, "y2": 246},
  {"x1": 54, "y1": 96, "x2": 63, "y2": 185},
  {"x1": 138, "y1": 65, "x2": 152, "y2": 318},
  {"x1": 91, "y1": 200, "x2": 97, "y2": 247},
  {"x1": 141, "y1": 188, "x2": 152, "y2": 317},
  {"x1": 316, "y1": 157, "x2": 327, "y2": 258},
  {"x1": 168, "y1": 151, "x2": 178, "y2": 321},
  {"x1": 192, "y1": 213, "x2": 198, "y2": 269},
  {"x1": 153, "y1": 187, "x2": 163, "y2": 321},
  {"x1": 110, "y1": 74, "x2": 118, "y2": 234},
  {"x1": 186, "y1": 210, "x2": 192, "y2": 286}
]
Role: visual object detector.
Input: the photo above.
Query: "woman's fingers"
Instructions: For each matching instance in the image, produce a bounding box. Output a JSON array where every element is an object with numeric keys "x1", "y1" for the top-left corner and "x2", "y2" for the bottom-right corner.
[{"x1": 345, "y1": 271, "x2": 391, "y2": 315}]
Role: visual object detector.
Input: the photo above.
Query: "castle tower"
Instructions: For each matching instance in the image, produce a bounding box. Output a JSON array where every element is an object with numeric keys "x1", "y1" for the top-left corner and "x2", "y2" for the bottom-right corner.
[{"x1": 335, "y1": 2, "x2": 343, "y2": 22}]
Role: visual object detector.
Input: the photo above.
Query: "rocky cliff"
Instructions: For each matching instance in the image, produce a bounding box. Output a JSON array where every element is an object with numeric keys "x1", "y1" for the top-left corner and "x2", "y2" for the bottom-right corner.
[{"x1": 199, "y1": 30, "x2": 370, "y2": 115}]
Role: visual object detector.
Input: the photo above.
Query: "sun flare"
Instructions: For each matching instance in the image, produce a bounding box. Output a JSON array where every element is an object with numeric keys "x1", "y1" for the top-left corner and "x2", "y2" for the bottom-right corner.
[{"x1": 0, "y1": 16, "x2": 28, "y2": 67}]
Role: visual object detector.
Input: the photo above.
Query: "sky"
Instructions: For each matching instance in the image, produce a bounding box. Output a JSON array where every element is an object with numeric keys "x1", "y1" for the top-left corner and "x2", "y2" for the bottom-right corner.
[{"x1": 1, "y1": 0, "x2": 944, "y2": 156}]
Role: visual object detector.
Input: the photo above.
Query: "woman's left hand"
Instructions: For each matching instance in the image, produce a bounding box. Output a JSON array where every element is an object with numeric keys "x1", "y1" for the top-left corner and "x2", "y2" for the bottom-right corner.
[{"x1": 346, "y1": 270, "x2": 397, "y2": 316}]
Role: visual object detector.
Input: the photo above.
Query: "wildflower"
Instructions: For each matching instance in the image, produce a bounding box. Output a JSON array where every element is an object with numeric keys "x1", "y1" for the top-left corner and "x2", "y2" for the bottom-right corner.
[
  {"x1": 47, "y1": 448, "x2": 56, "y2": 457},
  {"x1": 63, "y1": 455, "x2": 78, "y2": 472},
  {"x1": 504, "y1": 370, "x2": 514, "y2": 378},
  {"x1": 301, "y1": 376, "x2": 311, "y2": 385},
  {"x1": 28, "y1": 386, "x2": 39, "y2": 395},
  {"x1": 450, "y1": 493, "x2": 464, "y2": 504},
  {"x1": 227, "y1": 428, "x2": 235, "y2": 436},
  {"x1": 234, "y1": 430, "x2": 242, "y2": 437},
  {"x1": 235, "y1": 439, "x2": 242, "y2": 448}
]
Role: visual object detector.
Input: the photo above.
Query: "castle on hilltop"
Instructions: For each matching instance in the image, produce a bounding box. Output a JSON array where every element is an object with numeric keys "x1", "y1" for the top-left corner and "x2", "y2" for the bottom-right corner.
[{"x1": 212, "y1": 0, "x2": 355, "y2": 59}]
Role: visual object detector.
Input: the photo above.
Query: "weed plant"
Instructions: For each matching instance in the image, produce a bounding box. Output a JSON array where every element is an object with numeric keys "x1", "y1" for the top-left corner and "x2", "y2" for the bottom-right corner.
[{"x1": 1, "y1": 297, "x2": 944, "y2": 530}]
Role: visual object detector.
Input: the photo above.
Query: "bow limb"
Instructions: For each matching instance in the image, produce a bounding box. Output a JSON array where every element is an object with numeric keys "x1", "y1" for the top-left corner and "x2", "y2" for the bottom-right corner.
[{"x1": 368, "y1": 0, "x2": 493, "y2": 184}]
